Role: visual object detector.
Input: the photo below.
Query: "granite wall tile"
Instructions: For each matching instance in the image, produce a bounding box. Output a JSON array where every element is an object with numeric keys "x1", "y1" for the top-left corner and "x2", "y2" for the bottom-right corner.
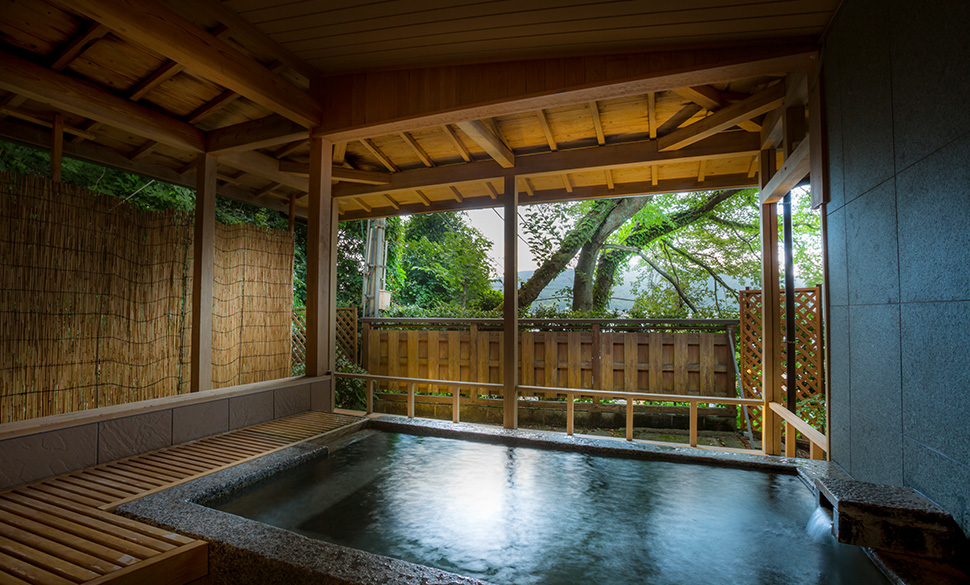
[
  {"x1": 173, "y1": 399, "x2": 229, "y2": 444},
  {"x1": 98, "y1": 410, "x2": 172, "y2": 463},
  {"x1": 274, "y1": 385, "x2": 310, "y2": 418},
  {"x1": 849, "y1": 410, "x2": 903, "y2": 485},
  {"x1": 825, "y1": 205, "x2": 848, "y2": 307},
  {"x1": 845, "y1": 180, "x2": 899, "y2": 306},
  {"x1": 903, "y1": 438, "x2": 970, "y2": 538},
  {"x1": 0, "y1": 424, "x2": 98, "y2": 490},
  {"x1": 847, "y1": 303, "x2": 901, "y2": 418},
  {"x1": 229, "y1": 391, "x2": 274, "y2": 430},
  {"x1": 896, "y1": 134, "x2": 970, "y2": 303},
  {"x1": 828, "y1": 305, "x2": 851, "y2": 469}
]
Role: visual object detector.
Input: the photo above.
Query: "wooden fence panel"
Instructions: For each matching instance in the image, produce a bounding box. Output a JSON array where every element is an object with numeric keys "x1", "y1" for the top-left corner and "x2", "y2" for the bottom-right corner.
[{"x1": 363, "y1": 322, "x2": 738, "y2": 401}]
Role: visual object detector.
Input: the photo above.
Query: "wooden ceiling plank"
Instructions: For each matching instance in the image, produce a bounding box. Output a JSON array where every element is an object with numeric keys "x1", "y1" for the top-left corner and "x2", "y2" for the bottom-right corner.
[
  {"x1": 206, "y1": 114, "x2": 308, "y2": 154},
  {"x1": 399, "y1": 132, "x2": 435, "y2": 167},
  {"x1": 414, "y1": 189, "x2": 432, "y2": 206},
  {"x1": 0, "y1": 117, "x2": 289, "y2": 213},
  {"x1": 50, "y1": 22, "x2": 109, "y2": 71},
  {"x1": 589, "y1": 101, "x2": 606, "y2": 145},
  {"x1": 441, "y1": 124, "x2": 471, "y2": 162},
  {"x1": 455, "y1": 119, "x2": 514, "y2": 168},
  {"x1": 656, "y1": 103, "x2": 703, "y2": 137},
  {"x1": 359, "y1": 138, "x2": 399, "y2": 172},
  {"x1": 647, "y1": 93, "x2": 658, "y2": 140},
  {"x1": 67, "y1": 0, "x2": 321, "y2": 127},
  {"x1": 274, "y1": 139, "x2": 308, "y2": 159},
  {"x1": 0, "y1": 50, "x2": 204, "y2": 152},
  {"x1": 658, "y1": 84, "x2": 785, "y2": 151},
  {"x1": 334, "y1": 132, "x2": 760, "y2": 199},
  {"x1": 536, "y1": 109, "x2": 558, "y2": 151}
]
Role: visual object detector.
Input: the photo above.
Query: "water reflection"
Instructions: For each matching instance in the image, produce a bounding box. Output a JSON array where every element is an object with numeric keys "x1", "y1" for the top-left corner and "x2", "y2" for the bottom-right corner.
[{"x1": 214, "y1": 432, "x2": 889, "y2": 585}]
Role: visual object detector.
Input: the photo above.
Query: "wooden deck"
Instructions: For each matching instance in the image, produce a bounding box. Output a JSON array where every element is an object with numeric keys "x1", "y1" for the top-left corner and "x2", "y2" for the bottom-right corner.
[{"x1": 0, "y1": 411, "x2": 364, "y2": 585}]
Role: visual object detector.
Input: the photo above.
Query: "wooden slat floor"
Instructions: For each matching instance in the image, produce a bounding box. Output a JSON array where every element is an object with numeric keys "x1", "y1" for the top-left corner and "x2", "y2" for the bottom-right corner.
[{"x1": 0, "y1": 411, "x2": 363, "y2": 585}]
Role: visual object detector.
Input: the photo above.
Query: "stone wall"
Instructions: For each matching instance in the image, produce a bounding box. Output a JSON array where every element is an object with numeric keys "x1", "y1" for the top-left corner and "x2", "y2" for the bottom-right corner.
[{"x1": 823, "y1": 0, "x2": 970, "y2": 534}]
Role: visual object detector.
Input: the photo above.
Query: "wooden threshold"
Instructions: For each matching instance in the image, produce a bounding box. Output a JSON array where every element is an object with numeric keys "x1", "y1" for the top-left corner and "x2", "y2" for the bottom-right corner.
[{"x1": 0, "y1": 411, "x2": 363, "y2": 585}]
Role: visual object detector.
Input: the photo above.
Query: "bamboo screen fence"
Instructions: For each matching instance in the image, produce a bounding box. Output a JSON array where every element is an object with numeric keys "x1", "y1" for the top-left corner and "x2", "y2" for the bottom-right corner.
[
  {"x1": 0, "y1": 173, "x2": 293, "y2": 423},
  {"x1": 738, "y1": 286, "x2": 823, "y2": 432}
]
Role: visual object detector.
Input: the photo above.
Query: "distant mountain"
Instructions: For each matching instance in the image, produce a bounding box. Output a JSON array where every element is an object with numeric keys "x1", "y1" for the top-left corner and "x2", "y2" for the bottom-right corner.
[{"x1": 493, "y1": 268, "x2": 640, "y2": 310}]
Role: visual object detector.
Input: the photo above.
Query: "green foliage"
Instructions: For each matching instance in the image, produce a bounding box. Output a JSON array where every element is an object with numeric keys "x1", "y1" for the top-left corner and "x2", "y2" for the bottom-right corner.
[
  {"x1": 334, "y1": 355, "x2": 367, "y2": 410},
  {"x1": 391, "y1": 211, "x2": 495, "y2": 310}
]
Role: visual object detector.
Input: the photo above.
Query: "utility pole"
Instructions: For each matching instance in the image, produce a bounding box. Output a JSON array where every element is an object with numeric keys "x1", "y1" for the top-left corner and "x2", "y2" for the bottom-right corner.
[{"x1": 361, "y1": 218, "x2": 387, "y2": 318}]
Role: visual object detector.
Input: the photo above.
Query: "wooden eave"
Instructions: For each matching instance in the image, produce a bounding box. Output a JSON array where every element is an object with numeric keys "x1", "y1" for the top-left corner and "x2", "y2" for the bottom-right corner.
[{"x1": 0, "y1": 0, "x2": 824, "y2": 221}]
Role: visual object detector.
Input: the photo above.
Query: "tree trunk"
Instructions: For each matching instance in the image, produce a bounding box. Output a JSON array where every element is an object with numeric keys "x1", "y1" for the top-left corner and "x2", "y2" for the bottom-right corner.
[
  {"x1": 591, "y1": 189, "x2": 741, "y2": 310},
  {"x1": 571, "y1": 195, "x2": 651, "y2": 311},
  {"x1": 516, "y1": 200, "x2": 618, "y2": 308}
]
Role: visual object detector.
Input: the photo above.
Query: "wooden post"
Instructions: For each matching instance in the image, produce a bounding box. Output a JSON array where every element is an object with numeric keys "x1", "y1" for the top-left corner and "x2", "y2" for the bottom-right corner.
[
  {"x1": 366, "y1": 379, "x2": 374, "y2": 415},
  {"x1": 190, "y1": 153, "x2": 216, "y2": 392},
  {"x1": 566, "y1": 394, "x2": 574, "y2": 436},
  {"x1": 760, "y1": 146, "x2": 783, "y2": 455},
  {"x1": 287, "y1": 193, "x2": 296, "y2": 234},
  {"x1": 452, "y1": 383, "x2": 460, "y2": 423},
  {"x1": 785, "y1": 422, "x2": 798, "y2": 457},
  {"x1": 50, "y1": 113, "x2": 63, "y2": 182},
  {"x1": 503, "y1": 175, "x2": 518, "y2": 429},
  {"x1": 591, "y1": 324, "x2": 601, "y2": 405},
  {"x1": 407, "y1": 381, "x2": 415, "y2": 418},
  {"x1": 306, "y1": 135, "x2": 336, "y2": 390},
  {"x1": 625, "y1": 398, "x2": 633, "y2": 442},
  {"x1": 689, "y1": 401, "x2": 698, "y2": 447}
]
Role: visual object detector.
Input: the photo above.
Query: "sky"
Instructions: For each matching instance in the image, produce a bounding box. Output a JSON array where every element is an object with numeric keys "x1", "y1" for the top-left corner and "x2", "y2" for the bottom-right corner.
[{"x1": 464, "y1": 207, "x2": 540, "y2": 275}]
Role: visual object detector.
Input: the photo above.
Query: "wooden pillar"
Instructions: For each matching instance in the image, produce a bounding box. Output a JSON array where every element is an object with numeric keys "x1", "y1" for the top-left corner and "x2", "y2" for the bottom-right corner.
[
  {"x1": 306, "y1": 135, "x2": 336, "y2": 387},
  {"x1": 190, "y1": 153, "x2": 216, "y2": 392},
  {"x1": 50, "y1": 113, "x2": 63, "y2": 182},
  {"x1": 503, "y1": 175, "x2": 519, "y2": 429},
  {"x1": 760, "y1": 146, "x2": 783, "y2": 455},
  {"x1": 287, "y1": 193, "x2": 296, "y2": 234}
]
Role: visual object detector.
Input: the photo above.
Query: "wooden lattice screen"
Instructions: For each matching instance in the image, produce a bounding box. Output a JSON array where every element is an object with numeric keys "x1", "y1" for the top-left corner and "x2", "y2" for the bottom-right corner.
[
  {"x1": 738, "y1": 287, "x2": 824, "y2": 432},
  {"x1": 291, "y1": 307, "x2": 357, "y2": 371}
]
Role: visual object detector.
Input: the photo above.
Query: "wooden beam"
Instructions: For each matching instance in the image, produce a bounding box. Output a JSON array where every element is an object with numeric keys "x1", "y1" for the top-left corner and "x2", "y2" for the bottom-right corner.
[
  {"x1": 455, "y1": 119, "x2": 514, "y2": 168},
  {"x1": 360, "y1": 138, "x2": 398, "y2": 172},
  {"x1": 659, "y1": 84, "x2": 785, "y2": 151},
  {"x1": 191, "y1": 153, "x2": 216, "y2": 392},
  {"x1": 382, "y1": 193, "x2": 400, "y2": 210},
  {"x1": 650, "y1": 164, "x2": 658, "y2": 185},
  {"x1": 0, "y1": 117, "x2": 288, "y2": 213},
  {"x1": 50, "y1": 23, "x2": 108, "y2": 70},
  {"x1": 157, "y1": 0, "x2": 317, "y2": 85},
  {"x1": 449, "y1": 186, "x2": 464, "y2": 202},
  {"x1": 0, "y1": 94, "x2": 27, "y2": 121},
  {"x1": 647, "y1": 93, "x2": 658, "y2": 140},
  {"x1": 306, "y1": 135, "x2": 336, "y2": 383},
  {"x1": 356, "y1": 197, "x2": 372, "y2": 212},
  {"x1": 656, "y1": 103, "x2": 703, "y2": 136},
  {"x1": 334, "y1": 132, "x2": 760, "y2": 199},
  {"x1": 279, "y1": 160, "x2": 391, "y2": 185},
  {"x1": 128, "y1": 141, "x2": 158, "y2": 162},
  {"x1": 503, "y1": 174, "x2": 518, "y2": 429},
  {"x1": 128, "y1": 59, "x2": 187, "y2": 102},
  {"x1": 220, "y1": 150, "x2": 308, "y2": 191},
  {"x1": 319, "y1": 47, "x2": 818, "y2": 141},
  {"x1": 399, "y1": 132, "x2": 434, "y2": 167},
  {"x1": 441, "y1": 124, "x2": 471, "y2": 162},
  {"x1": 674, "y1": 85, "x2": 761, "y2": 132},
  {"x1": 605, "y1": 169, "x2": 615, "y2": 190},
  {"x1": 760, "y1": 106, "x2": 784, "y2": 150},
  {"x1": 414, "y1": 189, "x2": 432, "y2": 206},
  {"x1": 697, "y1": 160, "x2": 706, "y2": 182},
  {"x1": 589, "y1": 101, "x2": 605, "y2": 145},
  {"x1": 809, "y1": 73, "x2": 828, "y2": 209},
  {"x1": 50, "y1": 113, "x2": 63, "y2": 182},
  {"x1": 206, "y1": 115, "x2": 308, "y2": 155},
  {"x1": 536, "y1": 109, "x2": 557, "y2": 151},
  {"x1": 485, "y1": 181, "x2": 500, "y2": 199},
  {"x1": 337, "y1": 173, "x2": 754, "y2": 221},
  {"x1": 69, "y1": 0, "x2": 321, "y2": 127},
  {"x1": 759, "y1": 137, "x2": 810, "y2": 204},
  {"x1": 254, "y1": 181, "x2": 280, "y2": 198},
  {"x1": 332, "y1": 141, "x2": 347, "y2": 164},
  {"x1": 0, "y1": 106, "x2": 96, "y2": 141},
  {"x1": 186, "y1": 89, "x2": 239, "y2": 125},
  {"x1": 0, "y1": 50, "x2": 204, "y2": 152},
  {"x1": 288, "y1": 194, "x2": 296, "y2": 233},
  {"x1": 520, "y1": 178, "x2": 534, "y2": 196},
  {"x1": 561, "y1": 174, "x2": 573, "y2": 193}
]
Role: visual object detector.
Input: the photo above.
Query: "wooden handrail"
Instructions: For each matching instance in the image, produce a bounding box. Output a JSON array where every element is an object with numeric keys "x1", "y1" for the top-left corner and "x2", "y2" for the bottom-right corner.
[
  {"x1": 336, "y1": 372, "x2": 761, "y2": 452},
  {"x1": 768, "y1": 401, "x2": 828, "y2": 452}
]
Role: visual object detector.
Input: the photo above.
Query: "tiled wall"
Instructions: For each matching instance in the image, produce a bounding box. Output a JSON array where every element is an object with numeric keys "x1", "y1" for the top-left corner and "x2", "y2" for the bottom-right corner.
[
  {"x1": 0, "y1": 376, "x2": 333, "y2": 490},
  {"x1": 823, "y1": 0, "x2": 970, "y2": 534}
]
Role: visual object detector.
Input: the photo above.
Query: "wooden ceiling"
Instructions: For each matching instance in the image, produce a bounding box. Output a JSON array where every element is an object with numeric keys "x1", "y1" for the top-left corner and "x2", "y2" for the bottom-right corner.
[
  {"x1": 225, "y1": 0, "x2": 837, "y2": 74},
  {"x1": 0, "y1": 0, "x2": 832, "y2": 221}
]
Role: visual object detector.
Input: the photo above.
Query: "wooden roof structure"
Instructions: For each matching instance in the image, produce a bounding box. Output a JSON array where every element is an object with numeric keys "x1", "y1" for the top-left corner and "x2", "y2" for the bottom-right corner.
[{"x1": 0, "y1": 0, "x2": 836, "y2": 221}]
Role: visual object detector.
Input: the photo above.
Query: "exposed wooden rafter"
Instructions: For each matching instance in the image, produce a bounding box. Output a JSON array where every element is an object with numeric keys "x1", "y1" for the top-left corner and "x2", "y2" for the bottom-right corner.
[
  {"x1": 536, "y1": 109, "x2": 557, "y2": 151},
  {"x1": 589, "y1": 101, "x2": 605, "y2": 145},
  {"x1": 647, "y1": 93, "x2": 658, "y2": 140},
  {"x1": 206, "y1": 115, "x2": 308, "y2": 155},
  {"x1": 50, "y1": 23, "x2": 109, "y2": 70},
  {"x1": 441, "y1": 125, "x2": 471, "y2": 162},
  {"x1": 399, "y1": 132, "x2": 434, "y2": 167},
  {"x1": 455, "y1": 119, "x2": 514, "y2": 168},
  {"x1": 674, "y1": 85, "x2": 761, "y2": 132},
  {"x1": 659, "y1": 84, "x2": 785, "y2": 151},
  {"x1": 67, "y1": 0, "x2": 321, "y2": 127},
  {"x1": 278, "y1": 161, "x2": 391, "y2": 185},
  {"x1": 359, "y1": 138, "x2": 398, "y2": 172}
]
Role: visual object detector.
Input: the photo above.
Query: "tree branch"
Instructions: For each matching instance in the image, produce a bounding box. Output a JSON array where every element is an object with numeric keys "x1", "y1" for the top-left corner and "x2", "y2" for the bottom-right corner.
[
  {"x1": 709, "y1": 215, "x2": 755, "y2": 231},
  {"x1": 662, "y1": 239, "x2": 738, "y2": 295},
  {"x1": 602, "y1": 244, "x2": 698, "y2": 313}
]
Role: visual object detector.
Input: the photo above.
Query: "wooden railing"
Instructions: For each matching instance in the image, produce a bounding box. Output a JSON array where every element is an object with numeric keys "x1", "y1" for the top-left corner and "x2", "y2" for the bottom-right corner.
[
  {"x1": 334, "y1": 372, "x2": 761, "y2": 452},
  {"x1": 769, "y1": 402, "x2": 828, "y2": 460}
]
